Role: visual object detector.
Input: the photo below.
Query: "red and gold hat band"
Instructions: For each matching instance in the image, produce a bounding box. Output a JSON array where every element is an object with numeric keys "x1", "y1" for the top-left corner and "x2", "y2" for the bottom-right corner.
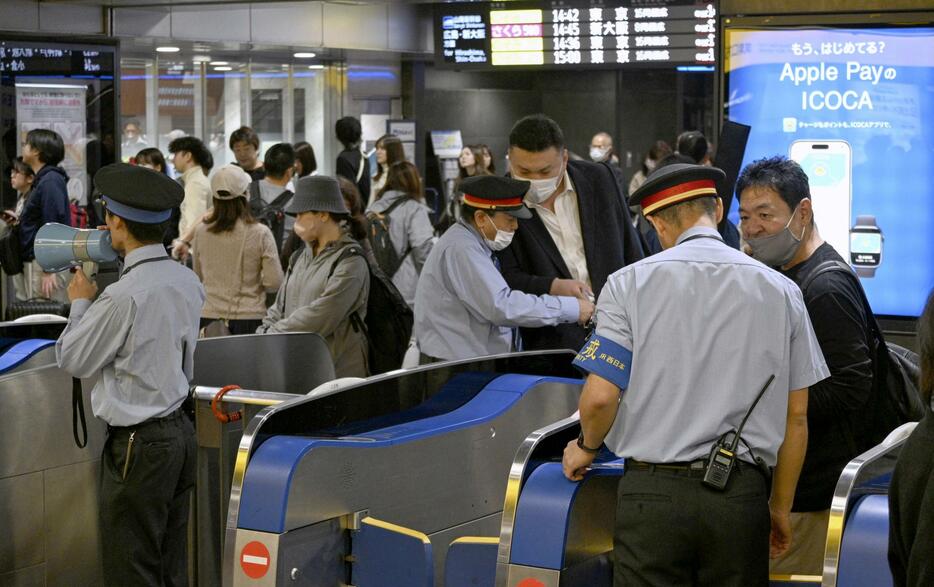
[
  {"x1": 463, "y1": 193, "x2": 524, "y2": 210},
  {"x1": 641, "y1": 179, "x2": 718, "y2": 215}
]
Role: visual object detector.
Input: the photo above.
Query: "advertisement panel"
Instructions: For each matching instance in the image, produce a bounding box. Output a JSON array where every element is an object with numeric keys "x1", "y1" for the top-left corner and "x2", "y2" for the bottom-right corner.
[{"x1": 725, "y1": 26, "x2": 934, "y2": 317}]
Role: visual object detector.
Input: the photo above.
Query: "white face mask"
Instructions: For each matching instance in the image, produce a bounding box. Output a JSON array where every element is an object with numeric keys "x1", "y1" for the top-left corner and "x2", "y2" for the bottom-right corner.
[
  {"x1": 589, "y1": 146, "x2": 610, "y2": 162},
  {"x1": 480, "y1": 216, "x2": 515, "y2": 251},
  {"x1": 645, "y1": 158, "x2": 657, "y2": 172},
  {"x1": 515, "y1": 169, "x2": 563, "y2": 204}
]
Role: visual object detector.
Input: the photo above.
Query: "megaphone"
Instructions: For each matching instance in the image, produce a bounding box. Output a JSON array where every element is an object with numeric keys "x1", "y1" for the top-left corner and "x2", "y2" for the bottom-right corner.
[{"x1": 34, "y1": 223, "x2": 118, "y2": 272}]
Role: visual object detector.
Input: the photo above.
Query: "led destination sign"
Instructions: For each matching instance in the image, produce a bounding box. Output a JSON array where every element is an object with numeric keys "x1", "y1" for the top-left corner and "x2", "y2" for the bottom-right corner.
[{"x1": 438, "y1": 1, "x2": 717, "y2": 69}]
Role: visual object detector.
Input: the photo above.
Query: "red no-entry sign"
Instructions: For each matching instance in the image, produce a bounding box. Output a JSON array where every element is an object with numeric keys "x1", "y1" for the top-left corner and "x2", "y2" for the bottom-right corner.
[{"x1": 240, "y1": 540, "x2": 270, "y2": 579}]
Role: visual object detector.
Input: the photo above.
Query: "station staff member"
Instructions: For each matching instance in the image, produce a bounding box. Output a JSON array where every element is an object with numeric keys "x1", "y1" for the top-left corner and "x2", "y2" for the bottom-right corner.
[
  {"x1": 414, "y1": 175, "x2": 593, "y2": 363},
  {"x1": 562, "y1": 164, "x2": 829, "y2": 586},
  {"x1": 56, "y1": 163, "x2": 205, "y2": 587}
]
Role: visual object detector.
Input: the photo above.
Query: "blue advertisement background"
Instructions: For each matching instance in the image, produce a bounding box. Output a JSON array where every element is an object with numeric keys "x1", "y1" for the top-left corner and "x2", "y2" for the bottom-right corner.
[{"x1": 725, "y1": 27, "x2": 934, "y2": 317}]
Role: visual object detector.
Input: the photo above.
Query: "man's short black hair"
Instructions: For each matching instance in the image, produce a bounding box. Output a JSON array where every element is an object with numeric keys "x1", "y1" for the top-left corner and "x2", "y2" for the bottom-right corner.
[
  {"x1": 656, "y1": 153, "x2": 695, "y2": 171},
  {"x1": 508, "y1": 114, "x2": 565, "y2": 152},
  {"x1": 229, "y1": 126, "x2": 260, "y2": 150},
  {"x1": 264, "y1": 143, "x2": 296, "y2": 178},
  {"x1": 652, "y1": 196, "x2": 718, "y2": 226},
  {"x1": 168, "y1": 136, "x2": 214, "y2": 172},
  {"x1": 25, "y1": 128, "x2": 65, "y2": 166},
  {"x1": 105, "y1": 209, "x2": 168, "y2": 244},
  {"x1": 736, "y1": 156, "x2": 811, "y2": 213},
  {"x1": 676, "y1": 131, "x2": 709, "y2": 164},
  {"x1": 335, "y1": 117, "x2": 362, "y2": 148}
]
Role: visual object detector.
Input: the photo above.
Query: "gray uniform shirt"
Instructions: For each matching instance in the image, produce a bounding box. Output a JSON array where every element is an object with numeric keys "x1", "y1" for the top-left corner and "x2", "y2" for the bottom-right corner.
[
  {"x1": 367, "y1": 190, "x2": 436, "y2": 309},
  {"x1": 55, "y1": 244, "x2": 205, "y2": 427},
  {"x1": 578, "y1": 226, "x2": 828, "y2": 467},
  {"x1": 414, "y1": 221, "x2": 580, "y2": 361}
]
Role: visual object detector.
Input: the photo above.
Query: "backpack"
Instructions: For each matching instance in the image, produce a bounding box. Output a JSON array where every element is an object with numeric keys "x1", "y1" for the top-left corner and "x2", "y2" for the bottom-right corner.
[
  {"x1": 0, "y1": 223, "x2": 24, "y2": 275},
  {"x1": 800, "y1": 260, "x2": 924, "y2": 445},
  {"x1": 327, "y1": 243, "x2": 414, "y2": 375},
  {"x1": 366, "y1": 197, "x2": 411, "y2": 277},
  {"x1": 249, "y1": 181, "x2": 293, "y2": 251}
]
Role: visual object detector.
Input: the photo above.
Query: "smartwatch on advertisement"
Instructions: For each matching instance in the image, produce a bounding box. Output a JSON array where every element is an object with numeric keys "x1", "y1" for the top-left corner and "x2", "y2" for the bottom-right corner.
[{"x1": 849, "y1": 215, "x2": 883, "y2": 278}]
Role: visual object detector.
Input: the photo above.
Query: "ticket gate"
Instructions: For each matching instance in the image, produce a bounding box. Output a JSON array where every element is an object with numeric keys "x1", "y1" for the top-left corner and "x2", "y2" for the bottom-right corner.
[
  {"x1": 0, "y1": 319, "x2": 105, "y2": 586},
  {"x1": 454, "y1": 418, "x2": 917, "y2": 587},
  {"x1": 223, "y1": 351, "x2": 583, "y2": 586},
  {"x1": 190, "y1": 332, "x2": 337, "y2": 586}
]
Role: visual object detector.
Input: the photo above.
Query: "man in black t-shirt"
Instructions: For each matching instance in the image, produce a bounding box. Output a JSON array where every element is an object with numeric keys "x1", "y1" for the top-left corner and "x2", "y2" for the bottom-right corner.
[{"x1": 738, "y1": 155, "x2": 876, "y2": 576}]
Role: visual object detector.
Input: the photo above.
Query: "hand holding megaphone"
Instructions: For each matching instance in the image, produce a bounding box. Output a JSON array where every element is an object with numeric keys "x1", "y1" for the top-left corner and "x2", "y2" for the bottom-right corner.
[
  {"x1": 67, "y1": 268, "x2": 98, "y2": 302},
  {"x1": 34, "y1": 222, "x2": 118, "y2": 273}
]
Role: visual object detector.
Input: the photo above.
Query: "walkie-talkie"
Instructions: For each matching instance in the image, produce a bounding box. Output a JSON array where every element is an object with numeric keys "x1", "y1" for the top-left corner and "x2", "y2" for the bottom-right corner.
[{"x1": 703, "y1": 375, "x2": 775, "y2": 491}]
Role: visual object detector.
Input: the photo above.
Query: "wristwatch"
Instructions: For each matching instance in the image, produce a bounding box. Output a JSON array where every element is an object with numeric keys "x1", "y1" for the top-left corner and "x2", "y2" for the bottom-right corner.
[
  {"x1": 849, "y1": 215, "x2": 883, "y2": 278},
  {"x1": 577, "y1": 431, "x2": 601, "y2": 454}
]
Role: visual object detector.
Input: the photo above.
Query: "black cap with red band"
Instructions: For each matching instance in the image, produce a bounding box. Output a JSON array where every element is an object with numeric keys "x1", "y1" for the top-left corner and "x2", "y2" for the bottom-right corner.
[
  {"x1": 460, "y1": 175, "x2": 533, "y2": 219},
  {"x1": 630, "y1": 163, "x2": 725, "y2": 217}
]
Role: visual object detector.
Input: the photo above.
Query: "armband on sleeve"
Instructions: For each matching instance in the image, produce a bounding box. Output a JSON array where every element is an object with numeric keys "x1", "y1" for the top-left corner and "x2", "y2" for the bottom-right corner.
[{"x1": 572, "y1": 334, "x2": 633, "y2": 390}]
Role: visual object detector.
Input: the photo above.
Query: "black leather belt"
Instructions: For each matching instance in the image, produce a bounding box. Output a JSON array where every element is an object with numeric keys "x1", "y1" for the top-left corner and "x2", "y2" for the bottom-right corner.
[
  {"x1": 627, "y1": 458, "x2": 708, "y2": 472},
  {"x1": 107, "y1": 407, "x2": 185, "y2": 434}
]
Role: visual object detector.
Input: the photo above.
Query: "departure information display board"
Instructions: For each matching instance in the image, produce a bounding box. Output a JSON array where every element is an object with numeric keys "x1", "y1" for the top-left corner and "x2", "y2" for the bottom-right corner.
[
  {"x1": 0, "y1": 42, "x2": 114, "y2": 76},
  {"x1": 437, "y1": 1, "x2": 717, "y2": 69}
]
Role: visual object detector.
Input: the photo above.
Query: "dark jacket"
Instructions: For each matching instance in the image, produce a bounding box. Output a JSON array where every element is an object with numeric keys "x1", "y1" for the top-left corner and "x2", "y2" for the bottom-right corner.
[
  {"x1": 19, "y1": 165, "x2": 70, "y2": 261},
  {"x1": 336, "y1": 148, "x2": 370, "y2": 204},
  {"x1": 783, "y1": 243, "x2": 875, "y2": 512},
  {"x1": 889, "y1": 410, "x2": 934, "y2": 587},
  {"x1": 498, "y1": 159, "x2": 645, "y2": 352}
]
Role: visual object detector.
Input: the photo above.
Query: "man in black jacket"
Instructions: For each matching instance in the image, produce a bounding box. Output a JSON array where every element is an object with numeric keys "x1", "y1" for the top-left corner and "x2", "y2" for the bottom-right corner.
[
  {"x1": 738, "y1": 155, "x2": 877, "y2": 576},
  {"x1": 498, "y1": 114, "x2": 644, "y2": 352}
]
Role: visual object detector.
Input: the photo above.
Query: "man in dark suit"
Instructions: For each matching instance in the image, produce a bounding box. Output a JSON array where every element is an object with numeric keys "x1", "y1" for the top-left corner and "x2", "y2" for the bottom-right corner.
[{"x1": 498, "y1": 114, "x2": 644, "y2": 352}]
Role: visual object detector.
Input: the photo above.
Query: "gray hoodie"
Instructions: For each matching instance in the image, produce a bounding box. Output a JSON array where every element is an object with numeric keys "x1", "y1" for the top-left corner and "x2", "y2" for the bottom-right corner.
[
  {"x1": 367, "y1": 190, "x2": 436, "y2": 308},
  {"x1": 260, "y1": 234, "x2": 370, "y2": 378}
]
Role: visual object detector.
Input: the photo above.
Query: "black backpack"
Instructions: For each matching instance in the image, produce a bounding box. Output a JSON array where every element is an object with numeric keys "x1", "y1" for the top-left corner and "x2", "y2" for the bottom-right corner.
[
  {"x1": 327, "y1": 243, "x2": 414, "y2": 375},
  {"x1": 249, "y1": 181, "x2": 293, "y2": 251},
  {"x1": 366, "y1": 198, "x2": 410, "y2": 277},
  {"x1": 800, "y1": 260, "x2": 924, "y2": 445}
]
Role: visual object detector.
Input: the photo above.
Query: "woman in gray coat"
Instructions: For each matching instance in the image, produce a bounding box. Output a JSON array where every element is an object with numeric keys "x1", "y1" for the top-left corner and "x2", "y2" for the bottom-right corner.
[
  {"x1": 368, "y1": 161, "x2": 435, "y2": 308},
  {"x1": 259, "y1": 175, "x2": 370, "y2": 378}
]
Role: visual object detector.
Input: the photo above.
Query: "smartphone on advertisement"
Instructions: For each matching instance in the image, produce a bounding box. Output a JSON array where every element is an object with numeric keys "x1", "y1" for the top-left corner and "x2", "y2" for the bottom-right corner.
[{"x1": 789, "y1": 140, "x2": 852, "y2": 259}]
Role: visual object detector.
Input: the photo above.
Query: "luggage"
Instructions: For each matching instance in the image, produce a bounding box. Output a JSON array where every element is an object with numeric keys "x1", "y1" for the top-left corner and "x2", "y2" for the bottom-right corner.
[
  {"x1": 249, "y1": 181, "x2": 293, "y2": 251},
  {"x1": 5, "y1": 298, "x2": 69, "y2": 321},
  {"x1": 0, "y1": 223, "x2": 24, "y2": 275},
  {"x1": 801, "y1": 260, "x2": 924, "y2": 444},
  {"x1": 366, "y1": 198, "x2": 410, "y2": 277},
  {"x1": 328, "y1": 244, "x2": 413, "y2": 375}
]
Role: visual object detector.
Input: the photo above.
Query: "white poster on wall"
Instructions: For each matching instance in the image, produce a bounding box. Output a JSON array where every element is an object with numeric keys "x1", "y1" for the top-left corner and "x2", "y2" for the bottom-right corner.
[{"x1": 16, "y1": 84, "x2": 88, "y2": 204}]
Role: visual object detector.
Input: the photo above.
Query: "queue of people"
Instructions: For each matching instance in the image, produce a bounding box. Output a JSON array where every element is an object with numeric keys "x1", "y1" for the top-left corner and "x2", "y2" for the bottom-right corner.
[{"x1": 0, "y1": 111, "x2": 926, "y2": 587}]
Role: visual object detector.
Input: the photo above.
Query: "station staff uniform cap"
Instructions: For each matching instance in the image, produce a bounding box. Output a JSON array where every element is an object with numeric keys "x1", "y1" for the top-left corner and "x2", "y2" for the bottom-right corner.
[
  {"x1": 630, "y1": 163, "x2": 725, "y2": 217},
  {"x1": 95, "y1": 162, "x2": 184, "y2": 224},
  {"x1": 285, "y1": 175, "x2": 349, "y2": 216},
  {"x1": 210, "y1": 164, "x2": 251, "y2": 200},
  {"x1": 460, "y1": 175, "x2": 533, "y2": 219}
]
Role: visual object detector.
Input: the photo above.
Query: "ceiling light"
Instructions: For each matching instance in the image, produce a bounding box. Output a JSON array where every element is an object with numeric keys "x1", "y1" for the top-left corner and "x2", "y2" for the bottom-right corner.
[
  {"x1": 209, "y1": 61, "x2": 229, "y2": 66},
  {"x1": 308, "y1": 64, "x2": 325, "y2": 70},
  {"x1": 156, "y1": 46, "x2": 180, "y2": 53},
  {"x1": 293, "y1": 52, "x2": 316, "y2": 58},
  {"x1": 214, "y1": 66, "x2": 233, "y2": 72},
  {"x1": 192, "y1": 55, "x2": 212, "y2": 63}
]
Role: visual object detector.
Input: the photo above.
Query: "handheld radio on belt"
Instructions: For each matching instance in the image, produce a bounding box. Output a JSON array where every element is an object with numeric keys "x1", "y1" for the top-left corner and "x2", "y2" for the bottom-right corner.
[{"x1": 703, "y1": 374, "x2": 775, "y2": 491}]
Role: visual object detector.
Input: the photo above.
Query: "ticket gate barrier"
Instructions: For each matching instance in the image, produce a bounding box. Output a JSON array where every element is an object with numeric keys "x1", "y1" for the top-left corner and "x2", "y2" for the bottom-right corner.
[
  {"x1": 223, "y1": 351, "x2": 583, "y2": 586},
  {"x1": 0, "y1": 319, "x2": 105, "y2": 585},
  {"x1": 455, "y1": 418, "x2": 916, "y2": 587},
  {"x1": 191, "y1": 332, "x2": 336, "y2": 586}
]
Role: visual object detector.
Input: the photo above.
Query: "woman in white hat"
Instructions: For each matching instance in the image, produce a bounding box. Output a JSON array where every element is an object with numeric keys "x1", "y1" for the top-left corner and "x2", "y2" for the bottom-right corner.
[{"x1": 192, "y1": 165, "x2": 283, "y2": 335}]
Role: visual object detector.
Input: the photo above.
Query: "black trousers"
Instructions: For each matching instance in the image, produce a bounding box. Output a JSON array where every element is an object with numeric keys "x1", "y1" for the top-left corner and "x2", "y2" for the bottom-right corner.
[
  {"x1": 614, "y1": 462, "x2": 770, "y2": 587},
  {"x1": 100, "y1": 410, "x2": 196, "y2": 587}
]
